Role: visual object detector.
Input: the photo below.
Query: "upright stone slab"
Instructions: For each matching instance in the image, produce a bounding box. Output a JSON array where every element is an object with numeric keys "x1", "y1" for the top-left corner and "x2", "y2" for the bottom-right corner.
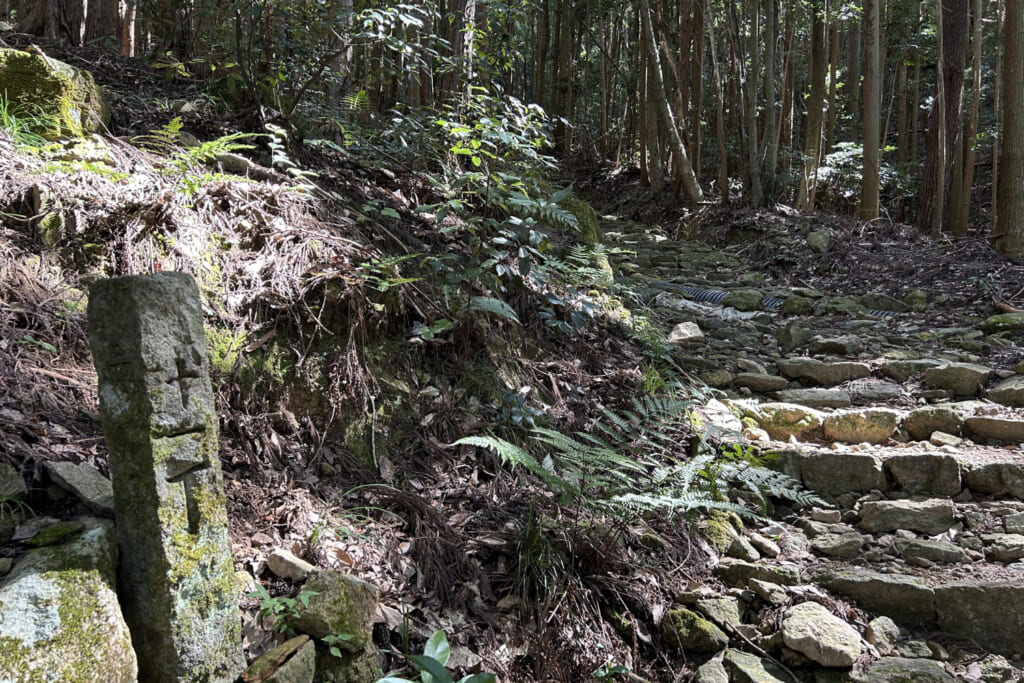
[{"x1": 87, "y1": 272, "x2": 244, "y2": 683}]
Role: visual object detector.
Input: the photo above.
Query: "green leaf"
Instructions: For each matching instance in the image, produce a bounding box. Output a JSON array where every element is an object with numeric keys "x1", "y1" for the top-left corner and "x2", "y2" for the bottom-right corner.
[
  {"x1": 407, "y1": 654, "x2": 454, "y2": 683},
  {"x1": 549, "y1": 183, "x2": 573, "y2": 203},
  {"x1": 381, "y1": 207, "x2": 401, "y2": 219},
  {"x1": 458, "y1": 675, "x2": 497, "y2": 683},
  {"x1": 423, "y1": 630, "x2": 450, "y2": 666}
]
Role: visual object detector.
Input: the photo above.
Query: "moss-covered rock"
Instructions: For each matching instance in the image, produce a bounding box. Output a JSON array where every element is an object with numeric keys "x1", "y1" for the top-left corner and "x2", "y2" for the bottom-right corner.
[
  {"x1": 0, "y1": 519, "x2": 138, "y2": 682},
  {"x1": 661, "y1": 607, "x2": 729, "y2": 653},
  {"x1": 0, "y1": 48, "x2": 111, "y2": 139}
]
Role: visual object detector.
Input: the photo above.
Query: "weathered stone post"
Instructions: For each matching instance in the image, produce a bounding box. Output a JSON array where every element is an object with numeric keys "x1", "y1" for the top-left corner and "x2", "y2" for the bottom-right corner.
[{"x1": 88, "y1": 272, "x2": 245, "y2": 683}]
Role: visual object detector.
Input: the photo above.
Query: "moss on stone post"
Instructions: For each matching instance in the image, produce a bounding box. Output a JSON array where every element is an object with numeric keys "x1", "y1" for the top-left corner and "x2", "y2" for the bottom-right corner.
[{"x1": 88, "y1": 272, "x2": 244, "y2": 683}]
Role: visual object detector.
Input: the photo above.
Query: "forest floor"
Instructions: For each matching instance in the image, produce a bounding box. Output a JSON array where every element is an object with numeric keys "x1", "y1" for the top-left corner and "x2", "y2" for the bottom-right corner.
[{"x1": 2, "y1": 34, "x2": 1024, "y2": 682}]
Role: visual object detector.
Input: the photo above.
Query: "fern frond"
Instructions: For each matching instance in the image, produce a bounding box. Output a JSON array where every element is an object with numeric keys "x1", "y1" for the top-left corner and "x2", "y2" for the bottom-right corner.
[{"x1": 468, "y1": 296, "x2": 520, "y2": 324}]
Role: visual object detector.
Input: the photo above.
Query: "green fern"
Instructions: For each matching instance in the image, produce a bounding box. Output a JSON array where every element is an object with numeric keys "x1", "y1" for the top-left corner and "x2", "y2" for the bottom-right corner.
[
  {"x1": 454, "y1": 384, "x2": 823, "y2": 521},
  {"x1": 468, "y1": 296, "x2": 520, "y2": 324}
]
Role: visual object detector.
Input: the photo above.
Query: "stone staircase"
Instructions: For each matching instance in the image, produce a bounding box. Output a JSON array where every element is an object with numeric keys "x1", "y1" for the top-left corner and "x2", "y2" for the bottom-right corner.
[{"x1": 603, "y1": 219, "x2": 1024, "y2": 681}]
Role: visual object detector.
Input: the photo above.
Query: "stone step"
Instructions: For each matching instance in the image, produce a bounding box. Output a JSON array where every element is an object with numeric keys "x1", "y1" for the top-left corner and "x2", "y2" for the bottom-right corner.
[{"x1": 726, "y1": 400, "x2": 1024, "y2": 448}]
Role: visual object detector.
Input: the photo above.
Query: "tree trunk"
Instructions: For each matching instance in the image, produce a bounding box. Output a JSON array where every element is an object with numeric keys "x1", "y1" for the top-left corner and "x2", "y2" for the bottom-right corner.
[
  {"x1": 743, "y1": 0, "x2": 763, "y2": 206},
  {"x1": 554, "y1": 0, "x2": 572, "y2": 157},
  {"x1": 826, "y1": 17, "x2": 839, "y2": 153},
  {"x1": 639, "y1": 14, "x2": 650, "y2": 186},
  {"x1": 845, "y1": 18, "x2": 862, "y2": 120},
  {"x1": 992, "y1": 0, "x2": 1003, "y2": 230},
  {"x1": 954, "y1": 0, "x2": 984, "y2": 234},
  {"x1": 797, "y1": 0, "x2": 827, "y2": 212},
  {"x1": 708, "y1": 0, "x2": 729, "y2": 203},
  {"x1": 121, "y1": 1, "x2": 135, "y2": 56},
  {"x1": 778, "y1": 0, "x2": 796, "y2": 180},
  {"x1": 861, "y1": 0, "x2": 881, "y2": 219},
  {"x1": 532, "y1": 0, "x2": 549, "y2": 106},
  {"x1": 690, "y1": 0, "x2": 706, "y2": 175},
  {"x1": 639, "y1": 0, "x2": 704, "y2": 204},
  {"x1": 896, "y1": 60, "x2": 909, "y2": 164},
  {"x1": 916, "y1": 0, "x2": 967, "y2": 234},
  {"x1": 763, "y1": 0, "x2": 779, "y2": 195},
  {"x1": 995, "y1": 0, "x2": 1024, "y2": 254}
]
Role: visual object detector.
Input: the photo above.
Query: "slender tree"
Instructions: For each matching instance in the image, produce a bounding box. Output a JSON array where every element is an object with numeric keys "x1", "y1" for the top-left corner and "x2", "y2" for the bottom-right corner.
[
  {"x1": 995, "y1": 0, "x2": 1024, "y2": 254},
  {"x1": 954, "y1": 0, "x2": 985, "y2": 235},
  {"x1": 861, "y1": 0, "x2": 881, "y2": 219},
  {"x1": 638, "y1": 0, "x2": 704, "y2": 204},
  {"x1": 797, "y1": 0, "x2": 827, "y2": 211}
]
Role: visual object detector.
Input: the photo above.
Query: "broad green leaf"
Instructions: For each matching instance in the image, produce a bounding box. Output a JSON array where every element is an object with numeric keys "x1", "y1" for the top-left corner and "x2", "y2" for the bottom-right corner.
[{"x1": 422, "y1": 630, "x2": 450, "y2": 666}]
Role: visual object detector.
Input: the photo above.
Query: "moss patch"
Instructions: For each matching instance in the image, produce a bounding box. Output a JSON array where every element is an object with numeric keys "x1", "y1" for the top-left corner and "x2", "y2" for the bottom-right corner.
[{"x1": 0, "y1": 48, "x2": 111, "y2": 139}]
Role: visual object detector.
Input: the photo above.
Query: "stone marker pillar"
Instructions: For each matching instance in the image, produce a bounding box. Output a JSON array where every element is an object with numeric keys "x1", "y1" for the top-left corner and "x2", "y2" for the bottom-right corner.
[{"x1": 88, "y1": 272, "x2": 245, "y2": 683}]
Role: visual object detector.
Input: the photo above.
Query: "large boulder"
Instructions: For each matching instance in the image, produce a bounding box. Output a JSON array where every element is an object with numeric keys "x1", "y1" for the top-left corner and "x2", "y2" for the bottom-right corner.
[
  {"x1": 823, "y1": 408, "x2": 901, "y2": 444},
  {"x1": 858, "y1": 498, "x2": 955, "y2": 536},
  {"x1": 0, "y1": 48, "x2": 110, "y2": 138},
  {"x1": 0, "y1": 519, "x2": 137, "y2": 681},
  {"x1": 987, "y1": 376, "x2": 1024, "y2": 407},
  {"x1": 661, "y1": 607, "x2": 729, "y2": 653},
  {"x1": 923, "y1": 362, "x2": 993, "y2": 397}
]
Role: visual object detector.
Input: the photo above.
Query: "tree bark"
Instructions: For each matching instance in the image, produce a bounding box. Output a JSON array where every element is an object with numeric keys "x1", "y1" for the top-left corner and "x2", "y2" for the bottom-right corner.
[
  {"x1": 992, "y1": 0, "x2": 1003, "y2": 230},
  {"x1": 797, "y1": 0, "x2": 827, "y2": 212},
  {"x1": 861, "y1": 0, "x2": 881, "y2": 219},
  {"x1": 763, "y1": 0, "x2": 779, "y2": 195},
  {"x1": 638, "y1": 0, "x2": 704, "y2": 204},
  {"x1": 743, "y1": 0, "x2": 763, "y2": 206},
  {"x1": 995, "y1": 0, "x2": 1024, "y2": 254},
  {"x1": 954, "y1": 0, "x2": 984, "y2": 235},
  {"x1": 532, "y1": 0, "x2": 549, "y2": 107},
  {"x1": 707, "y1": 0, "x2": 730, "y2": 203},
  {"x1": 916, "y1": 0, "x2": 967, "y2": 234}
]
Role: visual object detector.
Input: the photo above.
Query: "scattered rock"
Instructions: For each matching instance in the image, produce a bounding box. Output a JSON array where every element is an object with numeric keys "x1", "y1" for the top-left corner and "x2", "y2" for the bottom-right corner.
[
  {"x1": 780, "y1": 295, "x2": 815, "y2": 316},
  {"x1": 267, "y1": 548, "x2": 317, "y2": 583},
  {"x1": 723, "y1": 289, "x2": 764, "y2": 311},
  {"x1": 242, "y1": 635, "x2": 314, "y2": 683},
  {"x1": 852, "y1": 657, "x2": 956, "y2": 683},
  {"x1": 848, "y1": 378, "x2": 903, "y2": 403},
  {"x1": 714, "y1": 559, "x2": 801, "y2": 587},
  {"x1": 806, "y1": 229, "x2": 830, "y2": 253},
  {"x1": 661, "y1": 607, "x2": 729, "y2": 653},
  {"x1": 980, "y1": 312, "x2": 1024, "y2": 334},
  {"x1": 667, "y1": 321, "x2": 704, "y2": 345},
  {"x1": 929, "y1": 431, "x2": 962, "y2": 447},
  {"x1": 291, "y1": 569, "x2": 378, "y2": 652},
  {"x1": 987, "y1": 376, "x2": 1024, "y2": 407},
  {"x1": 43, "y1": 461, "x2": 114, "y2": 516},
  {"x1": 0, "y1": 462, "x2": 27, "y2": 500},
  {"x1": 811, "y1": 531, "x2": 868, "y2": 558},
  {"x1": 781, "y1": 601, "x2": 861, "y2": 667},
  {"x1": 935, "y1": 581, "x2": 1024, "y2": 657},
  {"x1": 982, "y1": 534, "x2": 1024, "y2": 562},
  {"x1": 694, "y1": 658, "x2": 730, "y2": 683},
  {"x1": 895, "y1": 538, "x2": 968, "y2": 564},
  {"x1": 809, "y1": 334, "x2": 863, "y2": 355},
  {"x1": 723, "y1": 650, "x2": 790, "y2": 683},
  {"x1": 964, "y1": 462, "x2": 1024, "y2": 498},
  {"x1": 865, "y1": 616, "x2": 900, "y2": 655}
]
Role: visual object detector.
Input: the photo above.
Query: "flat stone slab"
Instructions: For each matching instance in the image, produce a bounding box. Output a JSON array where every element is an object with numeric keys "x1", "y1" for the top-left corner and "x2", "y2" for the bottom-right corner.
[
  {"x1": 851, "y1": 657, "x2": 957, "y2": 683},
  {"x1": 987, "y1": 376, "x2": 1024, "y2": 407},
  {"x1": 982, "y1": 534, "x2": 1024, "y2": 562},
  {"x1": 823, "y1": 408, "x2": 901, "y2": 444},
  {"x1": 964, "y1": 462, "x2": 1024, "y2": 497},
  {"x1": 884, "y1": 453, "x2": 962, "y2": 496},
  {"x1": 774, "y1": 388, "x2": 851, "y2": 409},
  {"x1": 965, "y1": 416, "x2": 1024, "y2": 444},
  {"x1": 773, "y1": 449, "x2": 885, "y2": 496},
  {"x1": 895, "y1": 538, "x2": 968, "y2": 564},
  {"x1": 777, "y1": 358, "x2": 872, "y2": 386},
  {"x1": 934, "y1": 581, "x2": 1024, "y2": 658},
  {"x1": 714, "y1": 559, "x2": 802, "y2": 587},
  {"x1": 924, "y1": 363, "x2": 993, "y2": 397},
  {"x1": 858, "y1": 499, "x2": 956, "y2": 536},
  {"x1": 734, "y1": 373, "x2": 789, "y2": 392},
  {"x1": 43, "y1": 461, "x2": 114, "y2": 515},
  {"x1": 820, "y1": 569, "x2": 936, "y2": 626},
  {"x1": 880, "y1": 359, "x2": 941, "y2": 383},
  {"x1": 848, "y1": 378, "x2": 904, "y2": 403}
]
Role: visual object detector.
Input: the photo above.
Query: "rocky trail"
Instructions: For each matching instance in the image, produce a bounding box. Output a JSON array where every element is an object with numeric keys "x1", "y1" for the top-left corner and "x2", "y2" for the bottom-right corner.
[{"x1": 599, "y1": 215, "x2": 1024, "y2": 682}]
